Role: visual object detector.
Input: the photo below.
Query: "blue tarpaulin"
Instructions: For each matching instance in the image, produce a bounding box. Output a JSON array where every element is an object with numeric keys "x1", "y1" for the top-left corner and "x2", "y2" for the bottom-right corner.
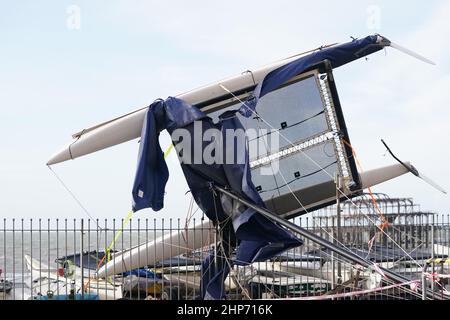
[
  {"x1": 131, "y1": 35, "x2": 386, "y2": 299},
  {"x1": 132, "y1": 97, "x2": 302, "y2": 299},
  {"x1": 122, "y1": 268, "x2": 161, "y2": 280},
  {"x1": 239, "y1": 35, "x2": 385, "y2": 117}
]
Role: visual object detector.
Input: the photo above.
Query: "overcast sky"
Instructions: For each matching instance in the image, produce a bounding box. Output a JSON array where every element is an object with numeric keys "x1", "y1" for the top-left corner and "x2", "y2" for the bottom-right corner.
[{"x1": 0, "y1": 1, "x2": 448, "y2": 223}]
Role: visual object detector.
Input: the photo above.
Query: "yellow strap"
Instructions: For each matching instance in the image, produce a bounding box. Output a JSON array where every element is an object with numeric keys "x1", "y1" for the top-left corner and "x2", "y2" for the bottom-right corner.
[
  {"x1": 106, "y1": 144, "x2": 174, "y2": 262},
  {"x1": 426, "y1": 258, "x2": 450, "y2": 265},
  {"x1": 106, "y1": 209, "x2": 134, "y2": 261},
  {"x1": 164, "y1": 143, "x2": 174, "y2": 159}
]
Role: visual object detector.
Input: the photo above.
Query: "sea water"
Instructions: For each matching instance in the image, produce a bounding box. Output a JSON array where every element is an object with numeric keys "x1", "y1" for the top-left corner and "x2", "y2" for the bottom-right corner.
[{"x1": 0, "y1": 229, "x2": 163, "y2": 300}]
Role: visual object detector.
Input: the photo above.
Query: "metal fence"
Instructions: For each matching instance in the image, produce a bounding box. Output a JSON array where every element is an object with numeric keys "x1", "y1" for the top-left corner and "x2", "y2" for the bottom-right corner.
[{"x1": 1, "y1": 212, "x2": 449, "y2": 300}]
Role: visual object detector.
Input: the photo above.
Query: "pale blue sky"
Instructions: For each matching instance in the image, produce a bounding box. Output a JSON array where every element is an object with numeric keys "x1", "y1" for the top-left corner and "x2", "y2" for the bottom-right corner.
[{"x1": 0, "y1": 1, "x2": 448, "y2": 221}]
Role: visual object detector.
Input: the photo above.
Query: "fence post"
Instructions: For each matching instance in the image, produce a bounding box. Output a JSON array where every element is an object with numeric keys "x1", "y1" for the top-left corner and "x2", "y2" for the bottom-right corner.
[
  {"x1": 80, "y1": 219, "x2": 84, "y2": 299},
  {"x1": 422, "y1": 263, "x2": 427, "y2": 300},
  {"x1": 331, "y1": 216, "x2": 336, "y2": 290},
  {"x1": 335, "y1": 173, "x2": 342, "y2": 285},
  {"x1": 431, "y1": 214, "x2": 435, "y2": 298}
]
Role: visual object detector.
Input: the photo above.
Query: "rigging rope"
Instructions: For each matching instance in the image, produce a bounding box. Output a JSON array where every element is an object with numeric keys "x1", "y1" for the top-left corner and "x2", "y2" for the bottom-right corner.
[
  {"x1": 47, "y1": 165, "x2": 102, "y2": 230},
  {"x1": 105, "y1": 143, "x2": 175, "y2": 263},
  {"x1": 67, "y1": 143, "x2": 175, "y2": 292},
  {"x1": 248, "y1": 110, "x2": 325, "y2": 142},
  {"x1": 218, "y1": 82, "x2": 427, "y2": 276},
  {"x1": 259, "y1": 161, "x2": 337, "y2": 194},
  {"x1": 342, "y1": 140, "x2": 389, "y2": 231},
  {"x1": 342, "y1": 139, "x2": 429, "y2": 263}
]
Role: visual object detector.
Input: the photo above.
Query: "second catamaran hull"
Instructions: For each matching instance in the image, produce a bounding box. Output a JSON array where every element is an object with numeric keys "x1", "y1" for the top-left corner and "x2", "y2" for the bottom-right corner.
[{"x1": 96, "y1": 220, "x2": 214, "y2": 279}]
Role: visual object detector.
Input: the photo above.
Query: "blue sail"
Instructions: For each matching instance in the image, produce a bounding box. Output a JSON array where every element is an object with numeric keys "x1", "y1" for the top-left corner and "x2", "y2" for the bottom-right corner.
[
  {"x1": 131, "y1": 35, "x2": 386, "y2": 299},
  {"x1": 239, "y1": 35, "x2": 384, "y2": 117},
  {"x1": 132, "y1": 97, "x2": 302, "y2": 299}
]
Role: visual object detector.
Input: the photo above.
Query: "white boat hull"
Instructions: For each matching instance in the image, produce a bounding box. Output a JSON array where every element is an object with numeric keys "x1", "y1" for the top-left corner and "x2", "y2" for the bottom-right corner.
[
  {"x1": 96, "y1": 220, "x2": 214, "y2": 279},
  {"x1": 47, "y1": 54, "x2": 310, "y2": 166}
]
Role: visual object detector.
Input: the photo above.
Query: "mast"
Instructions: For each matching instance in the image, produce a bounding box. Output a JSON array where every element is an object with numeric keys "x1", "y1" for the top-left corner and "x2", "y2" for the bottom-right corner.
[{"x1": 214, "y1": 185, "x2": 438, "y2": 300}]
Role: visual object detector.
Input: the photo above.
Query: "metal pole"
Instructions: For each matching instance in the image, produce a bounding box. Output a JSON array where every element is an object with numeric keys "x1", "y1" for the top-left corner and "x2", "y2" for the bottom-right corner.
[
  {"x1": 431, "y1": 214, "x2": 435, "y2": 298},
  {"x1": 214, "y1": 185, "x2": 438, "y2": 299},
  {"x1": 80, "y1": 219, "x2": 84, "y2": 299},
  {"x1": 422, "y1": 263, "x2": 428, "y2": 300},
  {"x1": 331, "y1": 217, "x2": 336, "y2": 290},
  {"x1": 335, "y1": 173, "x2": 342, "y2": 285}
]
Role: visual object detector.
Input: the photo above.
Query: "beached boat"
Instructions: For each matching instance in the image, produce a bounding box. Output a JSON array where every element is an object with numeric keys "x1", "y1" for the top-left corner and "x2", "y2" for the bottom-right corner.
[
  {"x1": 0, "y1": 268, "x2": 13, "y2": 295},
  {"x1": 33, "y1": 292, "x2": 100, "y2": 300},
  {"x1": 273, "y1": 245, "x2": 449, "y2": 289},
  {"x1": 96, "y1": 221, "x2": 214, "y2": 278},
  {"x1": 0, "y1": 280, "x2": 13, "y2": 295},
  {"x1": 25, "y1": 255, "x2": 123, "y2": 300},
  {"x1": 248, "y1": 269, "x2": 332, "y2": 299},
  {"x1": 152, "y1": 258, "x2": 256, "y2": 299}
]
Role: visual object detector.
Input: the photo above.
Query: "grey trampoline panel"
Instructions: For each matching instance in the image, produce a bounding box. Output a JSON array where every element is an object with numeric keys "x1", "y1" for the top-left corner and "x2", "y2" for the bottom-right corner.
[
  {"x1": 248, "y1": 76, "x2": 328, "y2": 151},
  {"x1": 207, "y1": 75, "x2": 329, "y2": 160},
  {"x1": 205, "y1": 71, "x2": 354, "y2": 216},
  {"x1": 251, "y1": 141, "x2": 339, "y2": 203}
]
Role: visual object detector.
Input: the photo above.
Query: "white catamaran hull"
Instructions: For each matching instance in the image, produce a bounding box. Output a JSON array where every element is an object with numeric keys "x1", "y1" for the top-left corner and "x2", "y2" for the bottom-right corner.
[
  {"x1": 96, "y1": 220, "x2": 214, "y2": 279},
  {"x1": 47, "y1": 54, "x2": 310, "y2": 166}
]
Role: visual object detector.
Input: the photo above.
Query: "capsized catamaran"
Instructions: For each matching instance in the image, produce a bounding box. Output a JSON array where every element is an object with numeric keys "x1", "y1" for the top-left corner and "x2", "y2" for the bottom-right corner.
[
  {"x1": 47, "y1": 35, "x2": 443, "y2": 210},
  {"x1": 48, "y1": 34, "x2": 445, "y2": 299}
]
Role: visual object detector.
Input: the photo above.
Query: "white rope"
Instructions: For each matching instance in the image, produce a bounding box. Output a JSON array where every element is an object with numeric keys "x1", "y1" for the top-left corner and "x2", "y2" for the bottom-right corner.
[
  {"x1": 218, "y1": 83, "x2": 426, "y2": 271},
  {"x1": 48, "y1": 165, "x2": 103, "y2": 231}
]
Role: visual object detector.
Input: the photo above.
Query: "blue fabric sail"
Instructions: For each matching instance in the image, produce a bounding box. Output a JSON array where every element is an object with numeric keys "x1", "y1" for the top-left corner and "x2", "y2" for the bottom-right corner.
[
  {"x1": 132, "y1": 98, "x2": 206, "y2": 212},
  {"x1": 132, "y1": 100, "x2": 169, "y2": 212},
  {"x1": 131, "y1": 34, "x2": 387, "y2": 299},
  {"x1": 239, "y1": 35, "x2": 385, "y2": 117}
]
